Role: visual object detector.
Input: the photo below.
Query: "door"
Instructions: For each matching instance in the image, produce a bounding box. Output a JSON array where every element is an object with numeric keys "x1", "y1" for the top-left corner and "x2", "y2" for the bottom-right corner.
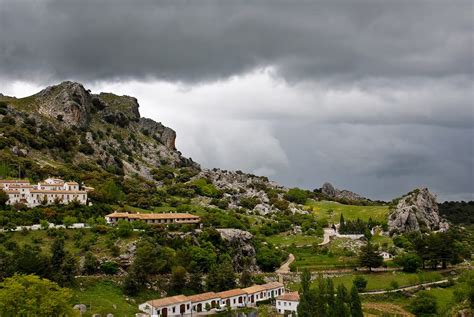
[{"x1": 162, "y1": 308, "x2": 168, "y2": 317}]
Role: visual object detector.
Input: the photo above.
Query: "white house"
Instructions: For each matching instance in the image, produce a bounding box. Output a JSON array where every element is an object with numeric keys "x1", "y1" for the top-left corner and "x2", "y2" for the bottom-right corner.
[
  {"x1": 105, "y1": 212, "x2": 200, "y2": 225},
  {"x1": 187, "y1": 292, "x2": 220, "y2": 313},
  {"x1": 138, "y1": 295, "x2": 192, "y2": 317},
  {"x1": 276, "y1": 292, "x2": 300, "y2": 315},
  {"x1": 261, "y1": 282, "x2": 285, "y2": 300},
  {"x1": 217, "y1": 289, "x2": 247, "y2": 309},
  {"x1": 380, "y1": 251, "x2": 393, "y2": 260},
  {"x1": 0, "y1": 178, "x2": 88, "y2": 207},
  {"x1": 243, "y1": 284, "x2": 267, "y2": 305}
]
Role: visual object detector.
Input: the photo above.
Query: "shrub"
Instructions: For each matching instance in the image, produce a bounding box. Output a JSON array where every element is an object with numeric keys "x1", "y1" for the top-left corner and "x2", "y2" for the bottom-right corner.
[
  {"x1": 100, "y1": 261, "x2": 119, "y2": 275},
  {"x1": 284, "y1": 188, "x2": 308, "y2": 204},
  {"x1": 409, "y1": 291, "x2": 437, "y2": 316},
  {"x1": 352, "y1": 276, "x2": 368, "y2": 292}
]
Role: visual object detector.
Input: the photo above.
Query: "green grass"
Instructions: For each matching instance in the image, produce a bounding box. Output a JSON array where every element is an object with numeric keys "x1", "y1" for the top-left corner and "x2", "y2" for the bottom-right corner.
[
  {"x1": 265, "y1": 234, "x2": 322, "y2": 247},
  {"x1": 71, "y1": 278, "x2": 158, "y2": 317},
  {"x1": 289, "y1": 271, "x2": 444, "y2": 292},
  {"x1": 425, "y1": 287, "x2": 454, "y2": 314},
  {"x1": 305, "y1": 200, "x2": 389, "y2": 223}
]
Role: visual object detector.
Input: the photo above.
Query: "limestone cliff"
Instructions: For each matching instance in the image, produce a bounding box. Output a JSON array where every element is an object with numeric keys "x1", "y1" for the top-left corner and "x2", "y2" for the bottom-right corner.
[{"x1": 388, "y1": 188, "x2": 449, "y2": 234}]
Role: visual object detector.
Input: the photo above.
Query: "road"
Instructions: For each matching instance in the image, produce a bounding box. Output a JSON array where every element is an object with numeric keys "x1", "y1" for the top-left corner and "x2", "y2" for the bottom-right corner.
[
  {"x1": 360, "y1": 279, "x2": 451, "y2": 295},
  {"x1": 319, "y1": 228, "x2": 335, "y2": 245},
  {"x1": 276, "y1": 253, "x2": 295, "y2": 274}
]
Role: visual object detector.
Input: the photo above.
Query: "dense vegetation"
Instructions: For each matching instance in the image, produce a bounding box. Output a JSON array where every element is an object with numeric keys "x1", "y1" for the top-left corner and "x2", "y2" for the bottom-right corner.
[{"x1": 438, "y1": 201, "x2": 474, "y2": 225}]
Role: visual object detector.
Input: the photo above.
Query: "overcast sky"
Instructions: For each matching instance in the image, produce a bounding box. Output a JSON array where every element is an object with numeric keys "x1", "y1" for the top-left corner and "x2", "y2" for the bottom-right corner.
[{"x1": 0, "y1": 0, "x2": 472, "y2": 201}]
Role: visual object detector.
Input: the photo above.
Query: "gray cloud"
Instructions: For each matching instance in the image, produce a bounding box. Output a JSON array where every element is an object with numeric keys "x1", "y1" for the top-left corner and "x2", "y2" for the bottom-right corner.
[
  {"x1": 0, "y1": 0, "x2": 472, "y2": 83},
  {"x1": 0, "y1": 0, "x2": 472, "y2": 201}
]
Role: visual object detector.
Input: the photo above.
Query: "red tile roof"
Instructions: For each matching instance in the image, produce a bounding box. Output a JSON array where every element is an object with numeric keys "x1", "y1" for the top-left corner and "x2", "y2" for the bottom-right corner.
[{"x1": 276, "y1": 292, "x2": 299, "y2": 301}]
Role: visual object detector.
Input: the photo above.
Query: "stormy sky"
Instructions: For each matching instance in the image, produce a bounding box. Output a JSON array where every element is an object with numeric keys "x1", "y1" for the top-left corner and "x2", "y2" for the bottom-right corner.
[{"x1": 0, "y1": 0, "x2": 472, "y2": 201}]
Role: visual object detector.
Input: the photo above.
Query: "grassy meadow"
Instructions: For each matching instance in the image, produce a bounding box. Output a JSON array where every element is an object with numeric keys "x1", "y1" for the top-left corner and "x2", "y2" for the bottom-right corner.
[{"x1": 305, "y1": 200, "x2": 389, "y2": 223}]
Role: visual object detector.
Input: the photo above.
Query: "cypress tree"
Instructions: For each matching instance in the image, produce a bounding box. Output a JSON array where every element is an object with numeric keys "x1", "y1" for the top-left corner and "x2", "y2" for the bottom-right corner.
[
  {"x1": 334, "y1": 284, "x2": 350, "y2": 317},
  {"x1": 350, "y1": 285, "x2": 363, "y2": 317},
  {"x1": 297, "y1": 269, "x2": 314, "y2": 317}
]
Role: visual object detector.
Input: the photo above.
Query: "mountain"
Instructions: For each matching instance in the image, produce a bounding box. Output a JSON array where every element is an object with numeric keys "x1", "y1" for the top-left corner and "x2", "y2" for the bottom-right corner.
[
  {"x1": 0, "y1": 81, "x2": 288, "y2": 211},
  {"x1": 388, "y1": 188, "x2": 449, "y2": 234}
]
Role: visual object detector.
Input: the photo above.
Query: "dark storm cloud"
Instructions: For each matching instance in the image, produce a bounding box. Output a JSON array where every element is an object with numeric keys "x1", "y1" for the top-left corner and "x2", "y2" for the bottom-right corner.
[
  {"x1": 0, "y1": 0, "x2": 472, "y2": 83},
  {"x1": 0, "y1": 0, "x2": 472, "y2": 201}
]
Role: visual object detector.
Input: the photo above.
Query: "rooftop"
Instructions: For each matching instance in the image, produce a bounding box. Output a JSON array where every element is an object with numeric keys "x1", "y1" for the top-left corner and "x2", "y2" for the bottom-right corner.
[
  {"x1": 146, "y1": 295, "x2": 189, "y2": 308},
  {"x1": 106, "y1": 212, "x2": 200, "y2": 220},
  {"x1": 276, "y1": 292, "x2": 299, "y2": 301},
  {"x1": 186, "y1": 292, "x2": 219, "y2": 302},
  {"x1": 217, "y1": 289, "x2": 247, "y2": 298}
]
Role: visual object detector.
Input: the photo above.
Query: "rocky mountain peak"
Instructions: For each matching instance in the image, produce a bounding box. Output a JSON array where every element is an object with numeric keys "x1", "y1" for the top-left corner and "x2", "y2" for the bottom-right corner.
[
  {"x1": 388, "y1": 187, "x2": 449, "y2": 234},
  {"x1": 35, "y1": 81, "x2": 93, "y2": 128},
  {"x1": 321, "y1": 182, "x2": 365, "y2": 201}
]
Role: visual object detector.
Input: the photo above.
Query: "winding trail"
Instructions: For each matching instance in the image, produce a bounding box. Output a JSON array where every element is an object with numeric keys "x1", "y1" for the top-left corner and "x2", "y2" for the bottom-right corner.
[
  {"x1": 319, "y1": 228, "x2": 336, "y2": 245},
  {"x1": 276, "y1": 253, "x2": 295, "y2": 274},
  {"x1": 360, "y1": 279, "x2": 451, "y2": 295}
]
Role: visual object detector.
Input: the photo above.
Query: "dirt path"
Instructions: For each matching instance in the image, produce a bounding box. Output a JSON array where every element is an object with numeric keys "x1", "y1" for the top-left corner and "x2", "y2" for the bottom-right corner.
[
  {"x1": 276, "y1": 253, "x2": 295, "y2": 274},
  {"x1": 319, "y1": 228, "x2": 336, "y2": 245},
  {"x1": 360, "y1": 279, "x2": 450, "y2": 295}
]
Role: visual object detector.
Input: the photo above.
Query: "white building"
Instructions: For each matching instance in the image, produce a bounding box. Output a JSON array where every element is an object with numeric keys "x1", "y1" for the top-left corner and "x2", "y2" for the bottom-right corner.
[
  {"x1": 138, "y1": 282, "x2": 286, "y2": 315},
  {"x1": 105, "y1": 212, "x2": 200, "y2": 225},
  {"x1": 380, "y1": 251, "x2": 393, "y2": 260},
  {"x1": 138, "y1": 295, "x2": 191, "y2": 317},
  {"x1": 217, "y1": 289, "x2": 247, "y2": 309},
  {"x1": 187, "y1": 292, "x2": 220, "y2": 313},
  {"x1": 0, "y1": 178, "x2": 88, "y2": 207},
  {"x1": 276, "y1": 292, "x2": 300, "y2": 315}
]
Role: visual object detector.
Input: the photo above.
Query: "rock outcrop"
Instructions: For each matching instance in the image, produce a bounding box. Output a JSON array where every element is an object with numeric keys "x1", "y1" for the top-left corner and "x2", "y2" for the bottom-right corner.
[
  {"x1": 36, "y1": 81, "x2": 93, "y2": 128},
  {"x1": 217, "y1": 229, "x2": 259, "y2": 272},
  {"x1": 388, "y1": 188, "x2": 449, "y2": 234},
  {"x1": 321, "y1": 182, "x2": 366, "y2": 201}
]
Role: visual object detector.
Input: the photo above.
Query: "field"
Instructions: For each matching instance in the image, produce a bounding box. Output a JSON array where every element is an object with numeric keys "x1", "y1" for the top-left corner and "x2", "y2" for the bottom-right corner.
[
  {"x1": 70, "y1": 277, "x2": 162, "y2": 317},
  {"x1": 288, "y1": 271, "x2": 444, "y2": 292},
  {"x1": 305, "y1": 200, "x2": 389, "y2": 223},
  {"x1": 265, "y1": 233, "x2": 322, "y2": 247}
]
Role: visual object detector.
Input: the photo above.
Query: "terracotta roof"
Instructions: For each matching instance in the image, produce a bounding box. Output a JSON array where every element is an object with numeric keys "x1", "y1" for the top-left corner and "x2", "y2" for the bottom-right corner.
[
  {"x1": 147, "y1": 295, "x2": 189, "y2": 308},
  {"x1": 66, "y1": 182, "x2": 78, "y2": 185},
  {"x1": 187, "y1": 292, "x2": 219, "y2": 302},
  {"x1": 243, "y1": 285, "x2": 266, "y2": 294},
  {"x1": 276, "y1": 292, "x2": 299, "y2": 302},
  {"x1": 39, "y1": 183, "x2": 64, "y2": 186},
  {"x1": 0, "y1": 180, "x2": 30, "y2": 183},
  {"x1": 105, "y1": 212, "x2": 200, "y2": 220},
  {"x1": 5, "y1": 190, "x2": 20, "y2": 194},
  {"x1": 30, "y1": 190, "x2": 86, "y2": 194},
  {"x1": 217, "y1": 289, "x2": 247, "y2": 298},
  {"x1": 261, "y1": 282, "x2": 284, "y2": 290}
]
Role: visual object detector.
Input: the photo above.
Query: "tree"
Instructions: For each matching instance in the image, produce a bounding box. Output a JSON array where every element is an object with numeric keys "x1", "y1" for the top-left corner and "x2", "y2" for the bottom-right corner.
[
  {"x1": 359, "y1": 242, "x2": 383, "y2": 271},
  {"x1": 409, "y1": 291, "x2": 437, "y2": 316},
  {"x1": 63, "y1": 216, "x2": 77, "y2": 228},
  {"x1": 352, "y1": 276, "x2": 368, "y2": 292},
  {"x1": 284, "y1": 188, "x2": 308, "y2": 204},
  {"x1": 100, "y1": 261, "x2": 119, "y2": 275},
  {"x1": 0, "y1": 274, "x2": 75, "y2": 316},
  {"x1": 83, "y1": 252, "x2": 98, "y2": 275},
  {"x1": 206, "y1": 255, "x2": 236, "y2": 292},
  {"x1": 395, "y1": 253, "x2": 422, "y2": 273},
  {"x1": 350, "y1": 285, "x2": 363, "y2": 317},
  {"x1": 116, "y1": 219, "x2": 133, "y2": 237},
  {"x1": 335, "y1": 284, "x2": 350, "y2": 317},
  {"x1": 240, "y1": 267, "x2": 253, "y2": 288},
  {"x1": 0, "y1": 189, "x2": 9, "y2": 207},
  {"x1": 169, "y1": 266, "x2": 187, "y2": 294},
  {"x1": 297, "y1": 269, "x2": 315, "y2": 317}
]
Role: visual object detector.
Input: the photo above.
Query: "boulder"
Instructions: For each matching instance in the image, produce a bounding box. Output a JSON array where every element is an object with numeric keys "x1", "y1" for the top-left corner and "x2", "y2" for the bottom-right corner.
[
  {"x1": 321, "y1": 182, "x2": 365, "y2": 201},
  {"x1": 388, "y1": 188, "x2": 449, "y2": 234},
  {"x1": 217, "y1": 229, "x2": 258, "y2": 272},
  {"x1": 73, "y1": 304, "x2": 87, "y2": 313}
]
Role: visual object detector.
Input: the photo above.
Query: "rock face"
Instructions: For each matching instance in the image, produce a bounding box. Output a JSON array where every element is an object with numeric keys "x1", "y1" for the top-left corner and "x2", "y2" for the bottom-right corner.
[
  {"x1": 217, "y1": 229, "x2": 258, "y2": 272},
  {"x1": 388, "y1": 188, "x2": 449, "y2": 234},
  {"x1": 321, "y1": 182, "x2": 365, "y2": 201},
  {"x1": 1, "y1": 81, "x2": 197, "y2": 181},
  {"x1": 36, "y1": 81, "x2": 93, "y2": 128}
]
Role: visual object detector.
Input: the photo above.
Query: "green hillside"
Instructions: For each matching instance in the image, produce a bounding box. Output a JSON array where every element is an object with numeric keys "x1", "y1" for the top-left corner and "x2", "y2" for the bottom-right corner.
[{"x1": 305, "y1": 199, "x2": 389, "y2": 223}]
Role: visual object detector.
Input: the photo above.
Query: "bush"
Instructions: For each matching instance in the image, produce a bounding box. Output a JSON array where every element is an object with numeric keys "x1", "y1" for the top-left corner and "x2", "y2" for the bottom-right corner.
[
  {"x1": 352, "y1": 276, "x2": 368, "y2": 292},
  {"x1": 409, "y1": 291, "x2": 437, "y2": 316},
  {"x1": 100, "y1": 261, "x2": 119, "y2": 275},
  {"x1": 284, "y1": 188, "x2": 308, "y2": 204},
  {"x1": 395, "y1": 253, "x2": 422, "y2": 273}
]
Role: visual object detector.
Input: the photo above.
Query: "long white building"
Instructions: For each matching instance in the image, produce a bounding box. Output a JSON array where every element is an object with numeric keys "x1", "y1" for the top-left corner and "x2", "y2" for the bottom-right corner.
[
  {"x1": 0, "y1": 178, "x2": 88, "y2": 207},
  {"x1": 139, "y1": 282, "x2": 285, "y2": 316}
]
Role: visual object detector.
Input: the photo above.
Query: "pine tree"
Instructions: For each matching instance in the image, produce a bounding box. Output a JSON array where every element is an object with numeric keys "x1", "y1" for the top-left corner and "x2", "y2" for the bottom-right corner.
[
  {"x1": 297, "y1": 269, "x2": 315, "y2": 317},
  {"x1": 326, "y1": 279, "x2": 336, "y2": 317},
  {"x1": 359, "y1": 242, "x2": 383, "y2": 272},
  {"x1": 334, "y1": 284, "x2": 350, "y2": 317},
  {"x1": 350, "y1": 285, "x2": 363, "y2": 317}
]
